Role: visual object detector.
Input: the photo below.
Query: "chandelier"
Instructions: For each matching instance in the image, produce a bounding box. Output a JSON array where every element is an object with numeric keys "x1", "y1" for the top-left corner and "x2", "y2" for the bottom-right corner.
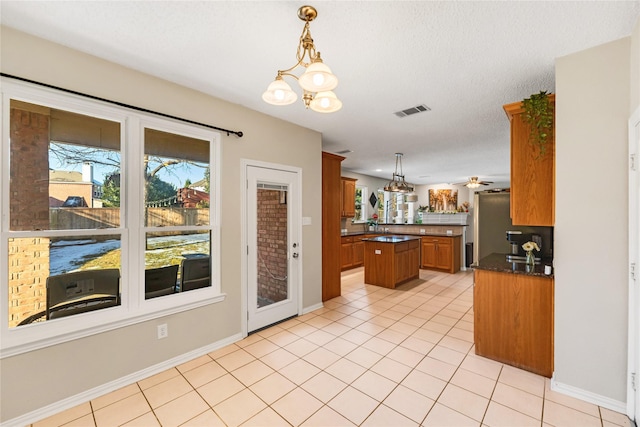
[
  {"x1": 384, "y1": 153, "x2": 415, "y2": 193},
  {"x1": 262, "y1": 5, "x2": 342, "y2": 113}
]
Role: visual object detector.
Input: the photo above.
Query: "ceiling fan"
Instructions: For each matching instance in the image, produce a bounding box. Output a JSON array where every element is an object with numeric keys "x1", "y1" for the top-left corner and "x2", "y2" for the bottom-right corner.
[{"x1": 455, "y1": 176, "x2": 494, "y2": 188}]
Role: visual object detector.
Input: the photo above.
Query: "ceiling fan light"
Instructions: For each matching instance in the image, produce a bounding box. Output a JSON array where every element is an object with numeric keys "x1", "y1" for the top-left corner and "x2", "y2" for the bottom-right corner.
[
  {"x1": 299, "y1": 61, "x2": 338, "y2": 92},
  {"x1": 309, "y1": 91, "x2": 342, "y2": 113},
  {"x1": 262, "y1": 79, "x2": 297, "y2": 105}
]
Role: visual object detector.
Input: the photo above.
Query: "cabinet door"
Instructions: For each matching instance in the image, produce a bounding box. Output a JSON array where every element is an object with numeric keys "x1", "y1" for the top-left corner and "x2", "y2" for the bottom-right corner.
[
  {"x1": 352, "y1": 241, "x2": 365, "y2": 267},
  {"x1": 474, "y1": 269, "x2": 554, "y2": 377},
  {"x1": 421, "y1": 240, "x2": 437, "y2": 268},
  {"x1": 435, "y1": 240, "x2": 452, "y2": 271},
  {"x1": 341, "y1": 238, "x2": 353, "y2": 270},
  {"x1": 504, "y1": 95, "x2": 555, "y2": 226},
  {"x1": 341, "y1": 178, "x2": 357, "y2": 218}
]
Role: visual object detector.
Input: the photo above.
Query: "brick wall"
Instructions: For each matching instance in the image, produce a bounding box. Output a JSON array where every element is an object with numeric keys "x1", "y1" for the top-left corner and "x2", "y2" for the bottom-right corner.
[
  {"x1": 256, "y1": 189, "x2": 288, "y2": 304},
  {"x1": 8, "y1": 106, "x2": 51, "y2": 327}
]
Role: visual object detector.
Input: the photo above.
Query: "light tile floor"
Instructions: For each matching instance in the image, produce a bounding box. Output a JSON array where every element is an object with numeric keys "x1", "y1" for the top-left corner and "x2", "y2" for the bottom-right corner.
[{"x1": 31, "y1": 268, "x2": 633, "y2": 427}]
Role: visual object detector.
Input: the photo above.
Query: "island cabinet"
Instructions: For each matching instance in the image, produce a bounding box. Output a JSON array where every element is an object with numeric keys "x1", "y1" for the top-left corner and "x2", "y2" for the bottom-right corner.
[
  {"x1": 503, "y1": 94, "x2": 555, "y2": 226},
  {"x1": 474, "y1": 268, "x2": 554, "y2": 377},
  {"x1": 421, "y1": 235, "x2": 461, "y2": 274},
  {"x1": 364, "y1": 236, "x2": 420, "y2": 288},
  {"x1": 341, "y1": 177, "x2": 357, "y2": 218}
]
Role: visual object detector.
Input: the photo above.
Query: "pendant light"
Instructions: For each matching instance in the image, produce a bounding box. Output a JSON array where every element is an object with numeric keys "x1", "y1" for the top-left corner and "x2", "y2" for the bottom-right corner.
[{"x1": 384, "y1": 153, "x2": 414, "y2": 193}]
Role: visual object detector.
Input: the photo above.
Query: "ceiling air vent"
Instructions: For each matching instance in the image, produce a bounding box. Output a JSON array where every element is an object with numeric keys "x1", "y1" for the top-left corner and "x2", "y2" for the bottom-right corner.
[
  {"x1": 336, "y1": 149, "x2": 352, "y2": 154},
  {"x1": 394, "y1": 104, "x2": 431, "y2": 118}
]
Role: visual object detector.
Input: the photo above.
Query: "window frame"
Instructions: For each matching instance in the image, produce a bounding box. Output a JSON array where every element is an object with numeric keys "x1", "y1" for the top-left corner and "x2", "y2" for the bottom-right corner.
[
  {"x1": 353, "y1": 184, "x2": 368, "y2": 223},
  {"x1": 0, "y1": 79, "x2": 224, "y2": 357}
]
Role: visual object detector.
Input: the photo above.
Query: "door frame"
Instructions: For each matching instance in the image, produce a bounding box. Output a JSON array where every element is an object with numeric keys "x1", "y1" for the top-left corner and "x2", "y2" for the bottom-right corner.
[
  {"x1": 628, "y1": 106, "x2": 639, "y2": 422},
  {"x1": 240, "y1": 159, "x2": 303, "y2": 336}
]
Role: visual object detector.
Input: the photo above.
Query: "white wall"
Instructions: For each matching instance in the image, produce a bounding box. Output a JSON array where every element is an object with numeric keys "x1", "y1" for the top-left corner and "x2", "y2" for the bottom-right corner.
[
  {"x1": 0, "y1": 26, "x2": 323, "y2": 422},
  {"x1": 555, "y1": 36, "x2": 632, "y2": 405}
]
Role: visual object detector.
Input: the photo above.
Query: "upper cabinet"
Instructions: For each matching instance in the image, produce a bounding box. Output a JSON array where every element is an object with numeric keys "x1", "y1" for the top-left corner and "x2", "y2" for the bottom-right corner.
[
  {"x1": 503, "y1": 94, "x2": 555, "y2": 226},
  {"x1": 341, "y1": 177, "x2": 357, "y2": 218}
]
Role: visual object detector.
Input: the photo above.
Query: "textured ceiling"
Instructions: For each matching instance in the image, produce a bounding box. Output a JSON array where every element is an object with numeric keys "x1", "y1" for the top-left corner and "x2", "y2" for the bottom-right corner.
[{"x1": 1, "y1": 1, "x2": 638, "y2": 185}]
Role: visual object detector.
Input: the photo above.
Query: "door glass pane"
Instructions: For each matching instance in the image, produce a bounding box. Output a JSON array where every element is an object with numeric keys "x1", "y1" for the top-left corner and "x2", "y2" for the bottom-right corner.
[
  {"x1": 256, "y1": 186, "x2": 288, "y2": 308},
  {"x1": 144, "y1": 231, "x2": 211, "y2": 298},
  {"x1": 143, "y1": 128, "x2": 210, "y2": 227},
  {"x1": 9, "y1": 100, "x2": 121, "y2": 231},
  {"x1": 9, "y1": 235, "x2": 122, "y2": 328}
]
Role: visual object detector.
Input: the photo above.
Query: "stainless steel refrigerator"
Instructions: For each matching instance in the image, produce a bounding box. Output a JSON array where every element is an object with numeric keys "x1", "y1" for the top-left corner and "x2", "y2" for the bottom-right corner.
[{"x1": 472, "y1": 190, "x2": 553, "y2": 263}]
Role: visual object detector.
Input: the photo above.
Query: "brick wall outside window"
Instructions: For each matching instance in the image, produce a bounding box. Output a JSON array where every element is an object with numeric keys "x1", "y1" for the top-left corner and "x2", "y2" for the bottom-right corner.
[
  {"x1": 256, "y1": 189, "x2": 288, "y2": 305},
  {"x1": 8, "y1": 107, "x2": 51, "y2": 326}
]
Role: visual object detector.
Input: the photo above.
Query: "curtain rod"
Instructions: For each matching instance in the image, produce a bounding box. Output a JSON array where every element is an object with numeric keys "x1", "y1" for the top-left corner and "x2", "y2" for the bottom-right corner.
[{"x1": 0, "y1": 73, "x2": 244, "y2": 138}]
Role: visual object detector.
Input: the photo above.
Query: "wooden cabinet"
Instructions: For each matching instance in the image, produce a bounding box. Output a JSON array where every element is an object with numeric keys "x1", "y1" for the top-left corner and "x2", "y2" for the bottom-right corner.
[
  {"x1": 341, "y1": 235, "x2": 368, "y2": 270},
  {"x1": 341, "y1": 177, "x2": 357, "y2": 218},
  {"x1": 421, "y1": 235, "x2": 461, "y2": 273},
  {"x1": 474, "y1": 269, "x2": 554, "y2": 377},
  {"x1": 364, "y1": 237, "x2": 420, "y2": 288},
  {"x1": 322, "y1": 152, "x2": 345, "y2": 301},
  {"x1": 503, "y1": 95, "x2": 555, "y2": 226},
  {"x1": 341, "y1": 236, "x2": 354, "y2": 270},
  {"x1": 352, "y1": 236, "x2": 365, "y2": 266}
]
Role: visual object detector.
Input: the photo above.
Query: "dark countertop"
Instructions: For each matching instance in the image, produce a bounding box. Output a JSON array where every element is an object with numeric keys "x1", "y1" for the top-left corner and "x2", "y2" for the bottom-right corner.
[
  {"x1": 342, "y1": 231, "x2": 463, "y2": 237},
  {"x1": 472, "y1": 253, "x2": 554, "y2": 278},
  {"x1": 363, "y1": 235, "x2": 422, "y2": 244}
]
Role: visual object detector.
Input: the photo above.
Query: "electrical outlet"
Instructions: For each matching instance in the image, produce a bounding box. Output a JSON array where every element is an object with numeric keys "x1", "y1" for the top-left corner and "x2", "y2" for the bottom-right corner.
[{"x1": 157, "y1": 323, "x2": 168, "y2": 339}]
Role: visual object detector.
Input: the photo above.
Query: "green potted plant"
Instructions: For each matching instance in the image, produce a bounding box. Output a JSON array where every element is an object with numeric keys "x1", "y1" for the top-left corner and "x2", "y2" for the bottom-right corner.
[{"x1": 522, "y1": 90, "x2": 554, "y2": 157}]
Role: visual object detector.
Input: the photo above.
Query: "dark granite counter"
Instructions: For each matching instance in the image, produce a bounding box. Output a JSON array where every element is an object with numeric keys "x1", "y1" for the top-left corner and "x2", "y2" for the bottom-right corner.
[
  {"x1": 473, "y1": 253, "x2": 553, "y2": 278},
  {"x1": 363, "y1": 235, "x2": 422, "y2": 244},
  {"x1": 342, "y1": 231, "x2": 463, "y2": 237}
]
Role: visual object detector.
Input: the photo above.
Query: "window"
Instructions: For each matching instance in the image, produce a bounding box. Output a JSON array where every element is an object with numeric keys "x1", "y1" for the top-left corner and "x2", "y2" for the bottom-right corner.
[
  {"x1": 353, "y1": 185, "x2": 367, "y2": 222},
  {"x1": 1, "y1": 80, "x2": 222, "y2": 355}
]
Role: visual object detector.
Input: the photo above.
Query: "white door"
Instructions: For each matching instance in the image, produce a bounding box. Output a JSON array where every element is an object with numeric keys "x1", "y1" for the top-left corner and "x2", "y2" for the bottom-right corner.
[
  {"x1": 629, "y1": 107, "x2": 640, "y2": 423},
  {"x1": 246, "y1": 164, "x2": 300, "y2": 332}
]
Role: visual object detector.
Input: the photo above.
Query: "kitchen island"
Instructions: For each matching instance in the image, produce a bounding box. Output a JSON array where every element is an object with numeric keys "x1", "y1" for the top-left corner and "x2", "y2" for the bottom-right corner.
[
  {"x1": 473, "y1": 253, "x2": 554, "y2": 377},
  {"x1": 363, "y1": 235, "x2": 420, "y2": 288}
]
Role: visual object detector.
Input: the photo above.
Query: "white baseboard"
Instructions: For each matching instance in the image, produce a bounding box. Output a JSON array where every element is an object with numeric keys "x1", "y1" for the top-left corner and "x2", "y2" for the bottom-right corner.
[
  {"x1": 551, "y1": 377, "x2": 627, "y2": 414},
  {"x1": 303, "y1": 302, "x2": 324, "y2": 314},
  {"x1": 4, "y1": 332, "x2": 243, "y2": 427}
]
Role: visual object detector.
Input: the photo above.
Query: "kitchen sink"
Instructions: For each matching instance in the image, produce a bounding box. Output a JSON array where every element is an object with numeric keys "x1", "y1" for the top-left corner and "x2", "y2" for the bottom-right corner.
[{"x1": 506, "y1": 254, "x2": 541, "y2": 265}]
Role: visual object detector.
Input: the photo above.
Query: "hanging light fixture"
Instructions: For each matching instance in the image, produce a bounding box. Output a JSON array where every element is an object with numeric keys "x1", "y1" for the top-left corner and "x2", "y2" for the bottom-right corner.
[
  {"x1": 384, "y1": 153, "x2": 415, "y2": 193},
  {"x1": 262, "y1": 5, "x2": 342, "y2": 113}
]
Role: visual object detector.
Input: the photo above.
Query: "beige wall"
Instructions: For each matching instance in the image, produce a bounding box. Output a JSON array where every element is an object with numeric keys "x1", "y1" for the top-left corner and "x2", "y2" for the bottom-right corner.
[
  {"x1": 631, "y1": 18, "x2": 640, "y2": 111},
  {"x1": 555, "y1": 36, "x2": 632, "y2": 403},
  {"x1": 0, "y1": 26, "x2": 323, "y2": 422}
]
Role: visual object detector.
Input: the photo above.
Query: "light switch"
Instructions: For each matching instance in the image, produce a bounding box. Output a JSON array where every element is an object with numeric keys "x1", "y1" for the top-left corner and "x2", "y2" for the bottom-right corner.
[{"x1": 302, "y1": 217, "x2": 312, "y2": 225}]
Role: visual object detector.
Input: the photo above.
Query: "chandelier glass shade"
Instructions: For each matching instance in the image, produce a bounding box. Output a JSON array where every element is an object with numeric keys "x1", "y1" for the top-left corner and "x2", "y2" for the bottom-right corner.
[
  {"x1": 261, "y1": 78, "x2": 297, "y2": 105},
  {"x1": 384, "y1": 153, "x2": 414, "y2": 193},
  {"x1": 309, "y1": 90, "x2": 342, "y2": 113},
  {"x1": 262, "y1": 5, "x2": 342, "y2": 113}
]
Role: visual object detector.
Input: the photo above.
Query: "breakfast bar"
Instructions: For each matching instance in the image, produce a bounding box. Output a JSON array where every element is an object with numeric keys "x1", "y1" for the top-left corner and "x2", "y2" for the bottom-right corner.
[{"x1": 363, "y1": 235, "x2": 420, "y2": 288}]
